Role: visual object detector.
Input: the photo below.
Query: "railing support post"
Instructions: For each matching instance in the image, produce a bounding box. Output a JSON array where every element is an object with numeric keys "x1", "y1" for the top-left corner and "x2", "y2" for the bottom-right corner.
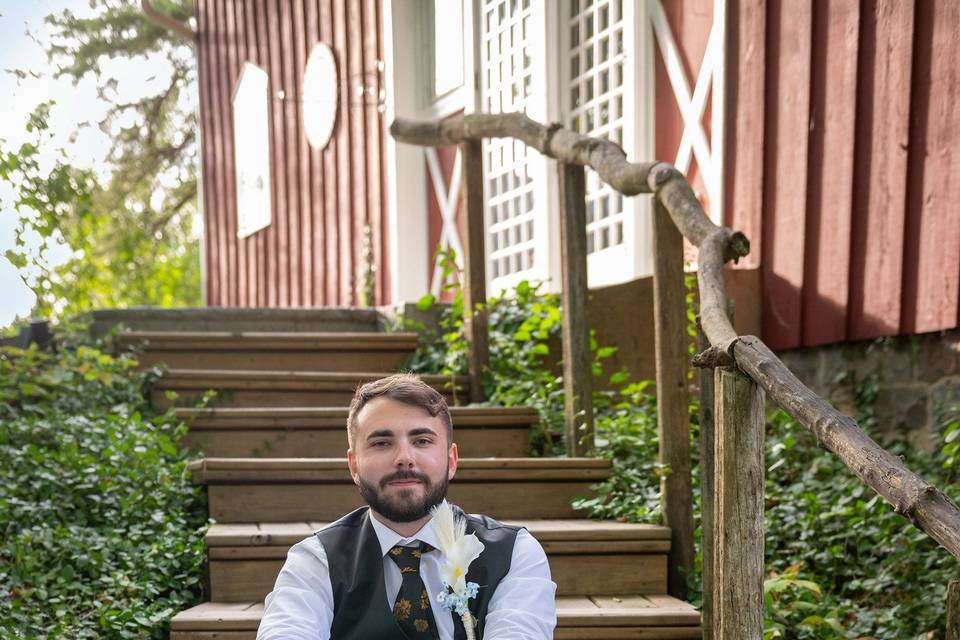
[
  {"x1": 697, "y1": 323, "x2": 716, "y2": 640},
  {"x1": 460, "y1": 140, "x2": 489, "y2": 403},
  {"x1": 652, "y1": 199, "x2": 695, "y2": 597},
  {"x1": 948, "y1": 579, "x2": 960, "y2": 640},
  {"x1": 557, "y1": 161, "x2": 593, "y2": 456},
  {"x1": 714, "y1": 366, "x2": 765, "y2": 640}
]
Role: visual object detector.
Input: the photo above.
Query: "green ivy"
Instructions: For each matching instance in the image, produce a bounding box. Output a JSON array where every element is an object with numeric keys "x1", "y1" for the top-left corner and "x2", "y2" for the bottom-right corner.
[
  {"x1": 0, "y1": 325, "x2": 207, "y2": 639},
  {"x1": 400, "y1": 258, "x2": 960, "y2": 639}
]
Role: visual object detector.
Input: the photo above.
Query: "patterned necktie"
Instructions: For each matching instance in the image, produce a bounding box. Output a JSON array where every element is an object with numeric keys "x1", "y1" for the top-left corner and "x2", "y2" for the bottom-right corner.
[{"x1": 388, "y1": 542, "x2": 440, "y2": 640}]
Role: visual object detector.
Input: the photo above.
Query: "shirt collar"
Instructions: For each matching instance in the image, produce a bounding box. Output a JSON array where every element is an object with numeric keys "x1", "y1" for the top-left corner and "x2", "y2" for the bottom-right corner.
[{"x1": 368, "y1": 501, "x2": 444, "y2": 557}]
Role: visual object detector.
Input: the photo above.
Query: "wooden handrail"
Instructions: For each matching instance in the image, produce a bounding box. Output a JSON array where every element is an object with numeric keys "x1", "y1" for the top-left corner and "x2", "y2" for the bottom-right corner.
[{"x1": 391, "y1": 111, "x2": 960, "y2": 562}]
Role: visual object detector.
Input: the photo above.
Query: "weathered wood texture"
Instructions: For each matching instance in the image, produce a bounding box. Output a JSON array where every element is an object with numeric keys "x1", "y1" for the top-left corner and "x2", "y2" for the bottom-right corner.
[
  {"x1": 460, "y1": 140, "x2": 489, "y2": 403},
  {"x1": 697, "y1": 326, "x2": 716, "y2": 640},
  {"x1": 651, "y1": 200, "x2": 695, "y2": 599},
  {"x1": 557, "y1": 162, "x2": 594, "y2": 456},
  {"x1": 949, "y1": 579, "x2": 960, "y2": 640},
  {"x1": 725, "y1": 0, "x2": 960, "y2": 348},
  {"x1": 713, "y1": 367, "x2": 764, "y2": 640},
  {"x1": 195, "y1": 0, "x2": 388, "y2": 307}
]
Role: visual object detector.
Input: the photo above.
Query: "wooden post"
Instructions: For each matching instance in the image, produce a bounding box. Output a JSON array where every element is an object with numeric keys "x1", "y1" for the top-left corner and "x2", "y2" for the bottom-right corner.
[
  {"x1": 652, "y1": 199, "x2": 694, "y2": 597},
  {"x1": 948, "y1": 579, "x2": 960, "y2": 640},
  {"x1": 697, "y1": 324, "x2": 716, "y2": 640},
  {"x1": 557, "y1": 161, "x2": 593, "y2": 456},
  {"x1": 713, "y1": 367, "x2": 765, "y2": 640},
  {"x1": 460, "y1": 140, "x2": 489, "y2": 403}
]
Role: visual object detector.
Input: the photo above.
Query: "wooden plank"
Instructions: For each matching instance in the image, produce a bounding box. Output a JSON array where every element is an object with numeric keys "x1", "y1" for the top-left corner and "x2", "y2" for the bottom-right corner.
[
  {"x1": 264, "y1": 0, "x2": 286, "y2": 307},
  {"x1": 224, "y1": 0, "x2": 243, "y2": 307},
  {"x1": 802, "y1": 0, "x2": 859, "y2": 346},
  {"x1": 847, "y1": 0, "x2": 914, "y2": 339},
  {"x1": 349, "y1": 0, "x2": 368, "y2": 307},
  {"x1": 697, "y1": 326, "x2": 715, "y2": 640},
  {"x1": 277, "y1": 0, "x2": 300, "y2": 305},
  {"x1": 249, "y1": 0, "x2": 268, "y2": 308},
  {"x1": 362, "y1": 0, "x2": 385, "y2": 305},
  {"x1": 292, "y1": 0, "x2": 313, "y2": 305},
  {"x1": 761, "y1": 0, "x2": 812, "y2": 350},
  {"x1": 233, "y1": 0, "x2": 254, "y2": 306},
  {"x1": 333, "y1": 0, "x2": 354, "y2": 304},
  {"x1": 713, "y1": 367, "x2": 764, "y2": 640},
  {"x1": 557, "y1": 162, "x2": 593, "y2": 456},
  {"x1": 948, "y1": 579, "x2": 960, "y2": 640},
  {"x1": 724, "y1": 0, "x2": 765, "y2": 265},
  {"x1": 318, "y1": 0, "x2": 338, "y2": 305},
  {"x1": 651, "y1": 199, "x2": 694, "y2": 599},
  {"x1": 208, "y1": 480, "x2": 596, "y2": 522},
  {"x1": 901, "y1": 0, "x2": 960, "y2": 335},
  {"x1": 217, "y1": 0, "x2": 239, "y2": 306},
  {"x1": 305, "y1": 0, "x2": 325, "y2": 305},
  {"x1": 206, "y1": 0, "x2": 230, "y2": 305},
  {"x1": 195, "y1": 0, "x2": 220, "y2": 305},
  {"x1": 461, "y1": 140, "x2": 489, "y2": 403}
]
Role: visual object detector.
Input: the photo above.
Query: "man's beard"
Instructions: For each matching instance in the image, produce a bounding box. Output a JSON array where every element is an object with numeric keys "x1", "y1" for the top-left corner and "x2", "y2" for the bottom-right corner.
[{"x1": 358, "y1": 469, "x2": 449, "y2": 523}]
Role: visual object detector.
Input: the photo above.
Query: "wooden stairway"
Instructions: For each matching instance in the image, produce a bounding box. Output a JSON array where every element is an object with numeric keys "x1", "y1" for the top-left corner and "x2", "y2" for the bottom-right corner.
[{"x1": 125, "y1": 329, "x2": 701, "y2": 639}]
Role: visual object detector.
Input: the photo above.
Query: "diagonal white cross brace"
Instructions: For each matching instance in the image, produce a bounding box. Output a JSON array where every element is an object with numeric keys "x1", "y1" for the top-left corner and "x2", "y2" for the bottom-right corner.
[
  {"x1": 650, "y1": 0, "x2": 724, "y2": 222},
  {"x1": 425, "y1": 146, "x2": 464, "y2": 297}
]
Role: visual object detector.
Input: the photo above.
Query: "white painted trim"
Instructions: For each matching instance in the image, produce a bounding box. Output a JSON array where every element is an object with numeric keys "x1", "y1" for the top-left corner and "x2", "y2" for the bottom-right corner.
[
  {"x1": 384, "y1": 0, "x2": 429, "y2": 304},
  {"x1": 631, "y1": 0, "x2": 655, "y2": 278},
  {"x1": 711, "y1": 0, "x2": 727, "y2": 225}
]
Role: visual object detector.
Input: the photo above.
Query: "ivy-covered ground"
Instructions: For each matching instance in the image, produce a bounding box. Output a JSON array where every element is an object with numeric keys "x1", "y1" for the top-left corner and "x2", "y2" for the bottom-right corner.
[
  {"x1": 404, "y1": 269, "x2": 960, "y2": 639},
  {"x1": 0, "y1": 329, "x2": 207, "y2": 639}
]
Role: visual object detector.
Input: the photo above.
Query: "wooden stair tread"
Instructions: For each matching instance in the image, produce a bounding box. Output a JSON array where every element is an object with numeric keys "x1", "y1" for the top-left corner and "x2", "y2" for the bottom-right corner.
[
  {"x1": 117, "y1": 330, "x2": 420, "y2": 350},
  {"x1": 156, "y1": 369, "x2": 467, "y2": 387},
  {"x1": 206, "y1": 519, "x2": 671, "y2": 548},
  {"x1": 175, "y1": 405, "x2": 540, "y2": 428},
  {"x1": 187, "y1": 456, "x2": 610, "y2": 483},
  {"x1": 170, "y1": 595, "x2": 700, "y2": 631}
]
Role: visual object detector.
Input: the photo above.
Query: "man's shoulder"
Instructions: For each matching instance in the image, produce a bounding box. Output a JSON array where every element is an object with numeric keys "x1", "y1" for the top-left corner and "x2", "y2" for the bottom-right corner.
[
  {"x1": 463, "y1": 510, "x2": 523, "y2": 535},
  {"x1": 316, "y1": 506, "x2": 369, "y2": 535}
]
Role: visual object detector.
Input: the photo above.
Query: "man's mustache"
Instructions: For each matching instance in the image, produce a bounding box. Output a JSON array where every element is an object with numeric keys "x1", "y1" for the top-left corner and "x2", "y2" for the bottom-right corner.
[{"x1": 380, "y1": 470, "x2": 430, "y2": 488}]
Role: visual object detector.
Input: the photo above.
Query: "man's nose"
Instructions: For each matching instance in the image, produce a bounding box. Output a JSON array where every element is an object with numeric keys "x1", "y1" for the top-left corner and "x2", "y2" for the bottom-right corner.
[{"x1": 393, "y1": 441, "x2": 415, "y2": 467}]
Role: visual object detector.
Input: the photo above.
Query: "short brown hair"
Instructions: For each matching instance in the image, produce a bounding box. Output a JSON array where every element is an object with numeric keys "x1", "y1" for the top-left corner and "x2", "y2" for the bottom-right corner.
[{"x1": 346, "y1": 373, "x2": 453, "y2": 448}]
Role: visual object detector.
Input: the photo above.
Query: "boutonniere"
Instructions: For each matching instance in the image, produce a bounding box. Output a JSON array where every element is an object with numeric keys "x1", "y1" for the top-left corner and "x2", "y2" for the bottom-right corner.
[{"x1": 430, "y1": 502, "x2": 484, "y2": 640}]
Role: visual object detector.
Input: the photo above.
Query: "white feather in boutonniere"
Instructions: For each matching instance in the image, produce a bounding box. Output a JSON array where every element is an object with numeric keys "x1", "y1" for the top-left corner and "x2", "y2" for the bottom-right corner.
[{"x1": 431, "y1": 502, "x2": 485, "y2": 640}]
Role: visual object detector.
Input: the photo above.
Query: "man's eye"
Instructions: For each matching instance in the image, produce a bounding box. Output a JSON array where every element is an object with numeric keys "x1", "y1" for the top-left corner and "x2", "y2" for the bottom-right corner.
[
  {"x1": 415, "y1": 438, "x2": 432, "y2": 446},
  {"x1": 370, "y1": 441, "x2": 390, "y2": 448}
]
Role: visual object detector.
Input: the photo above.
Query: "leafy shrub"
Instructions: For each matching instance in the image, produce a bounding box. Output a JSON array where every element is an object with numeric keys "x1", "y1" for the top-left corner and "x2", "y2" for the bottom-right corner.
[
  {"x1": 399, "y1": 258, "x2": 959, "y2": 638},
  {"x1": 0, "y1": 329, "x2": 207, "y2": 639}
]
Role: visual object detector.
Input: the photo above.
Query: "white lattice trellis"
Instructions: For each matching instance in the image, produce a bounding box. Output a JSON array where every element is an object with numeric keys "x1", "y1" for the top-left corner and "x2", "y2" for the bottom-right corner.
[{"x1": 480, "y1": 0, "x2": 542, "y2": 287}]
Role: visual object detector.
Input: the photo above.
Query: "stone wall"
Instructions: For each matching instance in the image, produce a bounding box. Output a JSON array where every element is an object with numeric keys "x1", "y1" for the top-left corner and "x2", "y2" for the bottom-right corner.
[{"x1": 778, "y1": 330, "x2": 960, "y2": 451}]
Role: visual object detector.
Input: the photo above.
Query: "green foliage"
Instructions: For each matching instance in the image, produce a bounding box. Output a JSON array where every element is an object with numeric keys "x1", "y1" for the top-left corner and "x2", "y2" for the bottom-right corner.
[
  {"x1": 0, "y1": 327, "x2": 207, "y2": 638},
  {"x1": 1, "y1": 0, "x2": 200, "y2": 323},
  {"x1": 402, "y1": 259, "x2": 960, "y2": 638}
]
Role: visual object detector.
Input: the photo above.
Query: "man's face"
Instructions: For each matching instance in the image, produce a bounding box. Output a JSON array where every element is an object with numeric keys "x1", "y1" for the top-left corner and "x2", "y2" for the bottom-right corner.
[{"x1": 347, "y1": 396, "x2": 458, "y2": 523}]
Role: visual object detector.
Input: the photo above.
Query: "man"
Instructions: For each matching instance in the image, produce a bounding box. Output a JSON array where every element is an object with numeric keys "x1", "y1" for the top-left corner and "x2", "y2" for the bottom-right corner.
[{"x1": 257, "y1": 373, "x2": 557, "y2": 639}]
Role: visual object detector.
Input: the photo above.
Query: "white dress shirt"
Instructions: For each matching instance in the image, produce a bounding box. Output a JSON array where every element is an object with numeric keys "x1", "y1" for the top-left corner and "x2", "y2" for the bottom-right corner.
[{"x1": 257, "y1": 507, "x2": 557, "y2": 639}]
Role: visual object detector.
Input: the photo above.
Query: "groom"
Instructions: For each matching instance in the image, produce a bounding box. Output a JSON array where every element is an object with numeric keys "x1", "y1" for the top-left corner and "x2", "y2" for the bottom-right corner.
[{"x1": 256, "y1": 373, "x2": 557, "y2": 639}]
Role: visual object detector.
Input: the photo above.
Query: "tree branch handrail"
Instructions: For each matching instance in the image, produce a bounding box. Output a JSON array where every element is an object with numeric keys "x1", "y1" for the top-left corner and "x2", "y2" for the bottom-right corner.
[{"x1": 390, "y1": 111, "x2": 960, "y2": 562}]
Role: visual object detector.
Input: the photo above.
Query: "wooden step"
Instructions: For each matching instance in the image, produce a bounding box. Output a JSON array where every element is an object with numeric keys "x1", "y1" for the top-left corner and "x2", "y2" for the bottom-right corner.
[
  {"x1": 205, "y1": 519, "x2": 670, "y2": 601},
  {"x1": 152, "y1": 370, "x2": 468, "y2": 409},
  {"x1": 170, "y1": 596, "x2": 701, "y2": 639},
  {"x1": 187, "y1": 457, "x2": 609, "y2": 522},
  {"x1": 118, "y1": 331, "x2": 419, "y2": 372},
  {"x1": 177, "y1": 406, "x2": 538, "y2": 457}
]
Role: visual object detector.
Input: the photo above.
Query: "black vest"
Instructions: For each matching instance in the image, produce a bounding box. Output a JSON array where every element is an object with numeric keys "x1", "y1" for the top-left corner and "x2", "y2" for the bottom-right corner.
[{"x1": 315, "y1": 506, "x2": 520, "y2": 640}]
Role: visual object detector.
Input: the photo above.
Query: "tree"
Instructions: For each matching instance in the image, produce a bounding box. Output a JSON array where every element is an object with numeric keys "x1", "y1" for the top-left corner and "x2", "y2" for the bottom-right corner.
[{"x1": 1, "y1": 0, "x2": 201, "y2": 323}]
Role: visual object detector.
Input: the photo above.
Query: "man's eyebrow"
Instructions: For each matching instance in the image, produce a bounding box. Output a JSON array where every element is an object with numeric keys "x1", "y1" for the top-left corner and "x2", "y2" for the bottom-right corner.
[
  {"x1": 408, "y1": 427, "x2": 439, "y2": 437},
  {"x1": 366, "y1": 429, "x2": 395, "y2": 440}
]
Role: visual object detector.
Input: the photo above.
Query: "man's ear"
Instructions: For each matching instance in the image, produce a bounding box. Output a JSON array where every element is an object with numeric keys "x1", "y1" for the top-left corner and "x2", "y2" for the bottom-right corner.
[
  {"x1": 447, "y1": 441, "x2": 458, "y2": 481},
  {"x1": 347, "y1": 448, "x2": 361, "y2": 486}
]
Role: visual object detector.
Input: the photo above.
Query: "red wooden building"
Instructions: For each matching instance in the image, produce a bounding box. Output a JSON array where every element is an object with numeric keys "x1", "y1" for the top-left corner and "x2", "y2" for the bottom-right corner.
[{"x1": 189, "y1": 0, "x2": 960, "y2": 351}]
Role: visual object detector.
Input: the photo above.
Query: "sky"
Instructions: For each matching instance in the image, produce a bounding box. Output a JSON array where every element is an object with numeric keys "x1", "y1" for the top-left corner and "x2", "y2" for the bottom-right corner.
[{"x1": 0, "y1": 0, "x2": 175, "y2": 329}]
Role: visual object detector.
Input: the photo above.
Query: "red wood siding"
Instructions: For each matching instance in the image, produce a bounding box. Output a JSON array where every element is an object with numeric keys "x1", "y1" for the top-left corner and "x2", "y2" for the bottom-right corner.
[
  {"x1": 196, "y1": 0, "x2": 388, "y2": 307},
  {"x1": 725, "y1": 0, "x2": 960, "y2": 350}
]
